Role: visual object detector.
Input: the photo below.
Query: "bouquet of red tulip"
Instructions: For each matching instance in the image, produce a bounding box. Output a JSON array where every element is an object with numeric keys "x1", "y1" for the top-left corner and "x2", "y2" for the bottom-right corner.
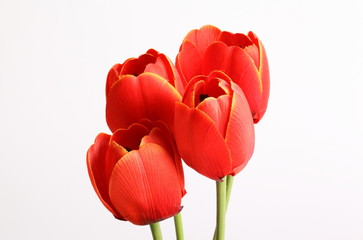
[{"x1": 87, "y1": 25, "x2": 270, "y2": 240}]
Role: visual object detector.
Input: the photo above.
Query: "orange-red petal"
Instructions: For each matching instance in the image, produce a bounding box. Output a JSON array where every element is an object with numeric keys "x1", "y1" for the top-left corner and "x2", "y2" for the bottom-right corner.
[
  {"x1": 106, "y1": 73, "x2": 182, "y2": 132},
  {"x1": 202, "y1": 42, "x2": 262, "y2": 122},
  {"x1": 174, "y1": 102, "x2": 232, "y2": 181},
  {"x1": 225, "y1": 82, "x2": 255, "y2": 175},
  {"x1": 197, "y1": 95, "x2": 231, "y2": 138},
  {"x1": 183, "y1": 25, "x2": 221, "y2": 55},
  {"x1": 109, "y1": 143, "x2": 183, "y2": 225},
  {"x1": 144, "y1": 53, "x2": 184, "y2": 95},
  {"x1": 176, "y1": 40, "x2": 202, "y2": 85},
  {"x1": 86, "y1": 133, "x2": 124, "y2": 219}
]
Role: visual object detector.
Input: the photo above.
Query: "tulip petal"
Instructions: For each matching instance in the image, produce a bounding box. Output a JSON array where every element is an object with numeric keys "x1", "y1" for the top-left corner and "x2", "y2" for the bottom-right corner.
[
  {"x1": 109, "y1": 143, "x2": 182, "y2": 225},
  {"x1": 225, "y1": 83, "x2": 255, "y2": 175},
  {"x1": 218, "y1": 31, "x2": 252, "y2": 48},
  {"x1": 176, "y1": 40, "x2": 202, "y2": 85},
  {"x1": 174, "y1": 102, "x2": 232, "y2": 181},
  {"x1": 202, "y1": 42, "x2": 262, "y2": 122},
  {"x1": 87, "y1": 133, "x2": 124, "y2": 219},
  {"x1": 197, "y1": 95, "x2": 231, "y2": 138},
  {"x1": 106, "y1": 73, "x2": 182, "y2": 132},
  {"x1": 144, "y1": 53, "x2": 184, "y2": 95},
  {"x1": 184, "y1": 25, "x2": 221, "y2": 55},
  {"x1": 140, "y1": 124, "x2": 186, "y2": 197},
  {"x1": 112, "y1": 124, "x2": 150, "y2": 151},
  {"x1": 256, "y1": 38, "x2": 270, "y2": 123},
  {"x1": 106, "y1": 63, "x2": 122, "y2": 96}
]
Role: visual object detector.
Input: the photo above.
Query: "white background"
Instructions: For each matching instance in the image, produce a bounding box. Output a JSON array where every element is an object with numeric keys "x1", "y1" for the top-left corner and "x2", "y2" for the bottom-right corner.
[{"x1": 1, "y1": 0, "x2": 362, "y2": 239}]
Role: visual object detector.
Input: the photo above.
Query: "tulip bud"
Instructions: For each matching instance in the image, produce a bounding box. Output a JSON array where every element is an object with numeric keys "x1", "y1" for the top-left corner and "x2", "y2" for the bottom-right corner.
[
  {"x1": 87, "y1": 120, "x2": 185, "y2": 225},
  {"x1": 174, "y1": 70, "x2": 255, "y2": 181},
  {"x1": 107, "y1": 49, "x2": 184, "y2": 96},
  {"x1": 106, "y1": 72, "x2": 182, "y2": 133},
  {"x1": 176, "y1": 25, "x2": 270, "y2": 123}
]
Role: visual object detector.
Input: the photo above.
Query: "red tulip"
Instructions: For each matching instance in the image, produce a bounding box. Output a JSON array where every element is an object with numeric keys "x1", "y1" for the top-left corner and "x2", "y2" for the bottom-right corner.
[
  {"x1": 87, "y1": 120, "x2": 185, "y2": 225},
  {"x1": 176, "y1": 25, "x2": 270, "y2": 123},
  {"x1": 174, "y1": 70, "x2": 255, "y2": 181},
  {"x1": 107, "y1": 49, "x2": 184, "y2": 96},
  {"x1": 106, "y1": 72, "x2": 182, "y2": 133}
]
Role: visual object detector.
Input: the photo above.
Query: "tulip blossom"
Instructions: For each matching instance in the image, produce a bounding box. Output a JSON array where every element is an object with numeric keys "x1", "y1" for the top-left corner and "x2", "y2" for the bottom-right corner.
[
  {"x1": 176, "y1": 25, "x2": 270, "y2": 123},
  {"x1": 106, "y1": 49, "x2": 184, "y2": 96},
  {"x1": 106, "y1": 72, "x2": 182, "y2": 133},
  {"x1": 87, "y1": 120, "x2": 185, "y2": 225},
  {"x1": 174, "y1": 70, "x2": 255, "y2": 181}
]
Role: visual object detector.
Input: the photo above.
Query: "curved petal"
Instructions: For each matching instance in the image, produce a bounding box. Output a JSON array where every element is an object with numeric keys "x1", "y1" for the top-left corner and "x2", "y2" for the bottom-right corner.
[
  {"x1": 182, "y1": 76, "x2": 205, "y2": 108},
  {"x1": 86, "y1": 133, "x2": 124, "y2": 220},
  {"x1": 106, "y1": 63, "x2": 123, "y2": 96},
  {"x1": 120, "y1": 53, "x2": 156, "y2": 76},
  {"x1": 106, "y1": 73, "x2": 182, "y2": 132},
  {"x1": 255, "y1": 37, "x2": 270, "y2": 123},
  {"x1": 174, "y1": 102, "x2": 232, "y2": 181},
  {"x1": 176, "y1": 40, "x2": 202, "y2": 85},
  {"x1": 144, "y1": 53, "x2": 184, "y2": 95},
  {"x1": 109, "y1": 143, "x2": 183, "y2": 225},
  {"x1": 140, "y1": 123, "x2": 186, "y2": 197},
  {"x1": 225, "y1": 82, "x2": 255, "y2": 175},
  {"x1": 202, "y1": 42, "x2": 262, "y2": 122},
  {"x1": 112, "y1": 123, "x2": 150, "y2": 151},
  {"x1": 183, "y1": 25, "x2": 221, "y2": 55},
  {"x1": 218, "y1": 31, "x2": 252, "y2": 48},
  {"x1": 197, "y1": 95, "x2": 231, "y2": 138}
]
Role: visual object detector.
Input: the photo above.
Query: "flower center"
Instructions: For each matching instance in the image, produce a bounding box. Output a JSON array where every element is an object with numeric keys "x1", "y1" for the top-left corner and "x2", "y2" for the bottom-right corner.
[
  {"x1": 125, "y1": 146, "x2": 132, "y2": 152},
  {"x1": 199, "y1": 94, "x2": 209, "y2": 103}
]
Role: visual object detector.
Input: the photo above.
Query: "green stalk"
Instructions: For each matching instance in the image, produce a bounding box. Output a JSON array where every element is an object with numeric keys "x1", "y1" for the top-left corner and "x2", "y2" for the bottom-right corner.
[
  {"x1": 173, "y1": 212, "x2": 184, "y2": 240},
  {"x1": 216, "y1": 177, "x2": 227, "y2": 240},
  {"x1": 213, "y1": 175, "x2": 234, "y2": 240},
  {"x1": 226, "y1": 175, "x2": 234, "y2": 206},
  {"x1": 149, "y1": 222, "x2": 163, "y2": 240}
]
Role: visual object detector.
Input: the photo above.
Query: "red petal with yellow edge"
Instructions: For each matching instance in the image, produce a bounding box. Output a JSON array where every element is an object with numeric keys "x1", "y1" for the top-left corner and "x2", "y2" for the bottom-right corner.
[
  {"x1": 109, "y1": 143, "x2": 183, "y2": 225},
  {"x1": 86, "y1": 133, "x2": 124, "y2": 220},
  {"x1": 197, "y1": 95, "x2": 231, "y2": 138},
  {"x1": 202, "y1": 42, "x2": 262, "y2": 122},
  {"x1": 174, "y1": 102, "x2": 232, "y2": 181},
  {"x1": 218, "y1": 31, "x2": 252, "y2": 48},
  {"x1": 140, "y1": 124, "x2": 186, "y2": 197},
  {"x1": 106, "y1": 64, "x2": 122, "y2": 96},
  {"x1": 176, "y1": 40, "x2": 202, "y2": 85},
  {"x1": 144, "y1": 53, "x2": 184, "y2": 95},
  {"x1": 182, "y1": 76, "x2": 205, "y2": 108},
  {"x1": 225, "y1": 82, "x2": 255, "y2": 175},
  {"x1": 112, "y1": 124, "x2": 150, "y2": 151},
  {"x1": 255, "y1": 37, "x2": 270, "y2": 123},
  {"x1": 183, "y1": 25, "x2": 221, "y2": 56},
  {"x1": 106, "y1": 73, "x2": 182, "y2": 132}
]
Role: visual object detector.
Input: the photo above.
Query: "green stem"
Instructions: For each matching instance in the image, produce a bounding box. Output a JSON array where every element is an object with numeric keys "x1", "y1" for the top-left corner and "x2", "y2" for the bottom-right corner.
[
  {"x1": 173, "y1": 212, "x2": 184, "y2": 240},
  {"x1": 213, "y1": 175, "x2": 234, "y2": 240},
  {"x1": 226, "y1": 175, "x2": 234, "y2": 206},
  {"x1": 216, "y1": 177, "x2": 227, "y2": 240},
  {"x1": 149, "y1": 222, "x2": 163, "y2": 240}
]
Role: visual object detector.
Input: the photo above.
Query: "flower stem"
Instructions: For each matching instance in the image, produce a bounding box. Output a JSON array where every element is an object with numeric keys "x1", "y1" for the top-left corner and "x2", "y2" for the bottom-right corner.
[
  {"x1": 149, "y1": 222, "x2": 163, "y2": 240},
  {"x1": 173, "y1": 212, "x2": 184, "y2": 240},
  {"x1": 213, "y1": 175, "x2": 234, "y2": 240},
  {"x1": 216, "y1": 177, "x2": 227, "y2": 240},
  {"x1": 226, "y1": 175, "x2": 234, "y2": 206}
]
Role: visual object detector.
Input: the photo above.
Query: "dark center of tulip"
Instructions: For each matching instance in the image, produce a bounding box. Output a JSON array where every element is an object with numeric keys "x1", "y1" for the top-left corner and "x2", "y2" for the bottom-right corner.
[
  {"x1": 199, "y1": 94, "x2": 209, "y2": 103},
  {"x1": 125, "y1": 146, "x2": 132, "y2": 152}
]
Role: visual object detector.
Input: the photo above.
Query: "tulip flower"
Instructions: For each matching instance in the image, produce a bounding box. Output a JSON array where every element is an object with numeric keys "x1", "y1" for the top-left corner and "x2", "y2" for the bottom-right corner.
[
  {"x1": 106, "y1": 72, "x2": 182, "y2": 133},
  {"x1": 87, "y1": 120, "x2": 185, "y2": 226},
  {"x1": 174, "y1": 70, "x2": 255, "y2": 181},
  {"x1": 107, "y1": 49, "x2": 184, "y2": 96},
  {"x1": 176, "y1": 25, "x2": 270, "y2": 123}
]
